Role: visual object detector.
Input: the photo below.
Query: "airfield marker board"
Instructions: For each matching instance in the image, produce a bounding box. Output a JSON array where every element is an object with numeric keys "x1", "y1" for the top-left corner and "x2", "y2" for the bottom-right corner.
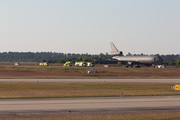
[{"x1": 171, "y1": 85, "x2": 180, "y2": 90}]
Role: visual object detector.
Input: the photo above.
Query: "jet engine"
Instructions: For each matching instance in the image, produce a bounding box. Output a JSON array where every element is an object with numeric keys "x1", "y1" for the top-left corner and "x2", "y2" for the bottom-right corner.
[{"x1": 108, "y1": 51, "x2": 123, "y2": 56}]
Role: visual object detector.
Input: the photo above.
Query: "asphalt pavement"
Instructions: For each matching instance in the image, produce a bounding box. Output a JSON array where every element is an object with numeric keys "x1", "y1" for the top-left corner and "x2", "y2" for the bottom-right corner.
[
  {"x1": 0, "y1": 79, "x2": 180, "y2": 83},
  {"x1": 0, "y1": 95, "x2": 180, "y2": 116}
]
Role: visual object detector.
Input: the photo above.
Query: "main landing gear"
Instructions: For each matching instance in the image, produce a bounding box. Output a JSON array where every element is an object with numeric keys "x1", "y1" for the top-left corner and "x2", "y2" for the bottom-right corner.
[
  {"x1": 123, "y1": 65, "x2": 133, "y2": 68},
  {"x1": 135, "y1": 65, "x2": 140, "y2": 68},
  {"x1": 123, "y1": 65, "x2": 140, "y2": 68}
]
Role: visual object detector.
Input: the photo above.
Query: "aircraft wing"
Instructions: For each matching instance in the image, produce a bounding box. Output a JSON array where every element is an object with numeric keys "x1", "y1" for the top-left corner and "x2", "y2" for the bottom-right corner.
[{"x1": 95, "y1": 60, "x2": 138, "y2": 63}]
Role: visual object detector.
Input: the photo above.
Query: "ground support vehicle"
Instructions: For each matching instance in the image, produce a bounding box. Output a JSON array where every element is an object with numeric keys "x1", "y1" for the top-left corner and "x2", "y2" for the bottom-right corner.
[
  {"x1": 75, "y1": 62, "x2": 87, "y2": 67},
  {"x1": 14, "y1": 62, "x2": 20, "y2": 66},
  {"x1": 155, "y1": 65, "x2": 166, "y2": 68},
  {"x1": 63, "y1": 61, "x2": 72, "y2": 67},
  {"x1": 39, "y1": 62, "x2": 49, "y2": 66},
  {"x1": 87, "y1": 62, "x2": 95, "y2": 67}
]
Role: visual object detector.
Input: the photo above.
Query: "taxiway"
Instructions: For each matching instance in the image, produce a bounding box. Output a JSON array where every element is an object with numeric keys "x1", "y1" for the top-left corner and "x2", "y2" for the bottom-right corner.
[{"x1": 0, "y1": 79, "x2": 180, "y2": 83}]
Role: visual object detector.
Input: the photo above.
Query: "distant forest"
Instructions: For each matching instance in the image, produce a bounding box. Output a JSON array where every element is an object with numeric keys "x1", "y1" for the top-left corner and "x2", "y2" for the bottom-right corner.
[
  {"x1": 0, "y1": 52, "x2": 180, "y2": 65},
  {"x1": 0, "y1": 52, "x2": 101, "y2": 62}
]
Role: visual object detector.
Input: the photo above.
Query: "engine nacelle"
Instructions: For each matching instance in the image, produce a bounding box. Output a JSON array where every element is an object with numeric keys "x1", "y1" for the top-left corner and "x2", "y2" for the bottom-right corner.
[{"x1": 108, "y1": 51, "x2": 123, "y2": 56}]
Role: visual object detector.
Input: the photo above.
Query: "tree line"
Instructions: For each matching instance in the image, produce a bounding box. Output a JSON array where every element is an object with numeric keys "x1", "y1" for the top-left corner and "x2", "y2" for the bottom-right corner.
[
  {"x1": 0, "y1": 52, "x2": 93, "y2": 62},
  {"x1": 0, "y1": 52, "x2": 179, "y2": 65},
  {"x1": 163, "y1": 59, "x2": 180, "y2": 65},
  {"x1": 45, "y1": 56, "x2": 112, "y2": 64}
]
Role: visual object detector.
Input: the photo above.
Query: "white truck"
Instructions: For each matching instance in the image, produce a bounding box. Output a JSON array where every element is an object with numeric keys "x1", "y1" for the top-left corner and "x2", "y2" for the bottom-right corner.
[
  {"x1": 14, "y1": 62, "x2": 20, "y2": 66},
  {"x1": 155, "y1": 65, "x2": 166, "y2": 68},
  {"x1": 86, "y1": 62, "x2": 95, "y2": 67}
]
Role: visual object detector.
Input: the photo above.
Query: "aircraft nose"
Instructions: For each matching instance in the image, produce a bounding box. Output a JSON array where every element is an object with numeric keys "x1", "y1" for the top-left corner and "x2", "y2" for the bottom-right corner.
[{"x1": 155, "y1": 57, "x2": 163, "y2": 64}]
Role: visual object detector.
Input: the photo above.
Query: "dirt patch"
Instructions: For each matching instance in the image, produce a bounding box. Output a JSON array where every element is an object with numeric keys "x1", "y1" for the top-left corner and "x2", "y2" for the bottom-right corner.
[
  {"x1": 0, "y1": 69, "x2": 83, "y2": 78},
  {"x1": 0, "y1": 64, "x2": 180, "y2": 78}
]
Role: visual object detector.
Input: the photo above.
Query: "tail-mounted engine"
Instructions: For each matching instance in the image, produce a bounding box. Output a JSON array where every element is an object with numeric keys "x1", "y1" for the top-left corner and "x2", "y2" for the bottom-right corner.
[{"x1": 108, "y1": 51, "x2": 123, "y2": 56}]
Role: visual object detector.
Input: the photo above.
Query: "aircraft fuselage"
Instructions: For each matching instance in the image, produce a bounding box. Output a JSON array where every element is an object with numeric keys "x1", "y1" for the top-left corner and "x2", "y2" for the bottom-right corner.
[{"x1": 112, "y1": 55, "x2": 163, "y2": 66}]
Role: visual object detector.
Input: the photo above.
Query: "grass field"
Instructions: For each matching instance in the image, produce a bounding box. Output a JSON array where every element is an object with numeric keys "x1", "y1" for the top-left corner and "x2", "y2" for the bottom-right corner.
[
  {"x1": 0, "y1": 65, "x2": 180, "y2": 78},
  {"x1": 2, "y1": 111, "x2": 180, "y2": 120},
  {"x1": 0, "y1": 82, "x2": 179, "y2": 98}
]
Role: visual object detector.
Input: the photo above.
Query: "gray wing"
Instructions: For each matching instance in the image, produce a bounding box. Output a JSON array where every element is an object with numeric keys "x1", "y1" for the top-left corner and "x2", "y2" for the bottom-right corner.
[{"x1": 95, "y1": 60, "x2": 138, "y2": 63}]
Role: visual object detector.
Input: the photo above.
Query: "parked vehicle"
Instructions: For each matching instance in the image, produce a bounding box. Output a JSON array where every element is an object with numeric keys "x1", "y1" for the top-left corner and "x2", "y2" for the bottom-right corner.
[
  {"x1": 75, "y1": 62, "x2": 95, "y2": 67},
  {"x1": 63, "y1": 61, "x2": 72, "y2": 67},
  {"x1": 155, "y1": 65, "x2": 166, "y2": 68},
  {"x1": 14, "y1": 62, "x2": 20, "y2": 66},
  {"x1": 75, "y1": 62, "x2": 87, "y2": 67},
  {"x1": 39, "y1": 62, "x2": 49, "y2": 66}
]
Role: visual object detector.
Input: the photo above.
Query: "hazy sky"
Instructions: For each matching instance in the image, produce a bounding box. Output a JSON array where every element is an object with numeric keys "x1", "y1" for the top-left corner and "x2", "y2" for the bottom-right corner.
[{"x1": 0, "y1": 0, "x2": 180, "y2": 55}]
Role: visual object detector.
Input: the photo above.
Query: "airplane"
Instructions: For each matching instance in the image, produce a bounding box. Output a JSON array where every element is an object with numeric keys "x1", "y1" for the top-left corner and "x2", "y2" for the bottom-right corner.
[{"x1": 99, "y1": 42, "x2": 163, "y2": 68}]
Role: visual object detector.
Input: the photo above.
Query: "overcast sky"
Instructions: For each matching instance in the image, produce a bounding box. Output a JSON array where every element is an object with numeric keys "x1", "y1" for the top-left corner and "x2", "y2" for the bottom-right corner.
[{"x1": 0, "y1": 0, "x2": 180, "y2": 55}]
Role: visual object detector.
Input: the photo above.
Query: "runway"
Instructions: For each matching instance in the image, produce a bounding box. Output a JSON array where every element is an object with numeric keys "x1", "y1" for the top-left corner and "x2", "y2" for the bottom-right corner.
[
  {"x1": 0, "y1": 79, "x2": 180, "y2": 83},
  {"x1": 0, "y1": 95, "x2": 180, "y2": 116}
]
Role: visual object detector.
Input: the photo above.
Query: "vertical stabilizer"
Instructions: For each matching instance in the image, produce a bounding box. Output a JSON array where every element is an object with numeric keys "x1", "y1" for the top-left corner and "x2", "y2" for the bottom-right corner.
[
  {"x1": 109, "y1": 42, "x2": 123, "y2": 56},
  {"x1": 110, "y1": 42, "x2": 118, "y2": 52}
]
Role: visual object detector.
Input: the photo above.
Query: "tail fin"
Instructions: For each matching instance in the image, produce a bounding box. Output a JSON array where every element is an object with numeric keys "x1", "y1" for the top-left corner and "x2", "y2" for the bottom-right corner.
[
  {"x1": 110, "y1": 42, "x2": 118, "y2": 52},
  {"x1": 109, "y1": 42, "x2": 123, "y2": 56}
]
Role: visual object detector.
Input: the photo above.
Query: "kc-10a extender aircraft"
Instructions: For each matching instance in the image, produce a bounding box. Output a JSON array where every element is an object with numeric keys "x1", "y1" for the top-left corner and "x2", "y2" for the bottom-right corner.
[{"x1": 101, "y1": 42, "x2": 163, "y2": 68}]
